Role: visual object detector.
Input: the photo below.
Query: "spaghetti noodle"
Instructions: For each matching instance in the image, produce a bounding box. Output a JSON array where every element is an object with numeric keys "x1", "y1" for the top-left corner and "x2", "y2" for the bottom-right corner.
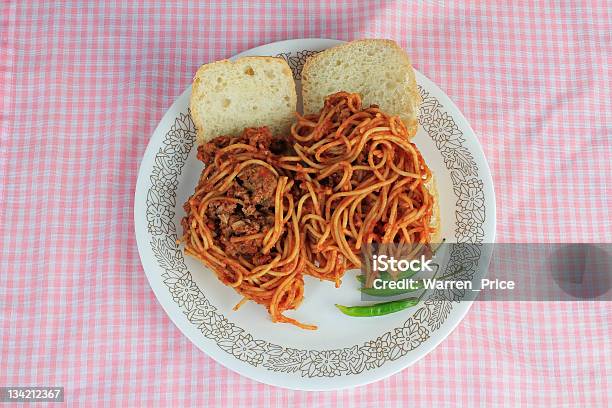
[
  {"x1": 280, "y1": 92, "x2": 436, "y2": 286},
  {"x1": 181, "y1": 92, "x2": 436, "y2": 329},
  {"x1": 181, "y1": 128, "x2": 315, "y2": 330}
]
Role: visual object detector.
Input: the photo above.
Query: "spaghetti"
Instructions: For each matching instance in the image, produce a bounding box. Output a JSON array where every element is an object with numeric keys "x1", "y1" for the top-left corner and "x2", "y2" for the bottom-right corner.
[
  {"x1": 181, "y1": 128, "x2": 315, "y2": 330},
  {"x1": 280, "y1": 92, "x2": 436, "y2": 286},
  {"x1": 181, "y1": 92, "x2": 436, "y2": 329}
]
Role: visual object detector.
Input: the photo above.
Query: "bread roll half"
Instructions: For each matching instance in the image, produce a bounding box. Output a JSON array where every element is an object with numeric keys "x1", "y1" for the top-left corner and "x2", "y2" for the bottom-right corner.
[
  {"x1": 302, "y1": 39, "x2": 421, "y2": 137},
  {"x1": 190, "y1": 57, "x2": 297, "y2": 144}
]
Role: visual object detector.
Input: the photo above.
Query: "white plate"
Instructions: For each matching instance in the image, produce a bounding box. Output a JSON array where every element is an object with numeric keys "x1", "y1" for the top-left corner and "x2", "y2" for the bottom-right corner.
[{"x1": 134, "y1": 39, "x2": 496, "y2": 390}]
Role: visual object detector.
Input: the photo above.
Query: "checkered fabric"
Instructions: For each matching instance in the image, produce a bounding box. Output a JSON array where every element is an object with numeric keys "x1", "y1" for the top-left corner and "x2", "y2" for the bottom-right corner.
[{"x1": 1, "y1": 1, "x2": 610, "y2": 406}]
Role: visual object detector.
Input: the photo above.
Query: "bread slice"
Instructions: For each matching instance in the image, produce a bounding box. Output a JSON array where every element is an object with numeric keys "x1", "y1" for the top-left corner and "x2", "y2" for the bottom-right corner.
[
  {"x1": 302, "y1": 39, "x2": 421, "y2": 136},
  {"x1": 190, "y1": 57, "x2": 297, "y2": 144}
]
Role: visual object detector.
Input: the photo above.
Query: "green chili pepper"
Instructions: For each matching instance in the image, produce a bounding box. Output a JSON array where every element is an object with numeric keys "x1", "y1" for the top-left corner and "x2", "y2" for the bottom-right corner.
[
  {"x1": 335, "y1": 297, "x2": 420, "y2": 317},
  {"x1": 337, "y1": 255, "x2": 460, "y2": 317},
  {"x1": 359, "y1": 279, "x2": 425, "y2": 297}
]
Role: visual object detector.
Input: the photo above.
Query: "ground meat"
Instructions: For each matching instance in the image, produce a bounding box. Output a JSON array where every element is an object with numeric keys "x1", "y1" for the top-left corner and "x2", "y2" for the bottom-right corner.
[
  {"x1": 237, "y1": 165, "x2": 276, "y2": 208},
  {"x1": 241, "y1": 127, "x2": 274, "y2": 150},
  {"x1": 205, "y1": 201, "x2": 236, "y2": 228},
  {"x1": 226, "y1": 184, "x2": 250, "y2": 202},
  {"x1": 219, "y1": 215, "x2": 262, "y2": 238},
  {"x1": 197, "y1": 135, "x2": 232, "y2": 165},
  {"x1": 196, "y1": 127, "x2": 280, "y2": 166},
  {"x1": 251, "y1": 252, "x2": 273, "y2": 266},
  {"x1": 226, "y1": 238, "x2": 262, "y2": 258},
  {"x1": 187, "y1": 127, "x2": 284, "y2": 267}
]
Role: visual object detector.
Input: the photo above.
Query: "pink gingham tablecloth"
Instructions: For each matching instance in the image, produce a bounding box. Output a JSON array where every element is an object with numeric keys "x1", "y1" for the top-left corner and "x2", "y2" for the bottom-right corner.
[{"x1": 1, "y1": 1, "x2": 611, "y2": 406}]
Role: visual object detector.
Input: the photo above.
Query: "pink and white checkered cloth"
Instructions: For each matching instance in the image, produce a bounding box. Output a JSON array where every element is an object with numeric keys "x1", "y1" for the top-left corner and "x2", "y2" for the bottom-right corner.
[{"x1": 1, "y1": 1, "x2": 610, "y2": 406}]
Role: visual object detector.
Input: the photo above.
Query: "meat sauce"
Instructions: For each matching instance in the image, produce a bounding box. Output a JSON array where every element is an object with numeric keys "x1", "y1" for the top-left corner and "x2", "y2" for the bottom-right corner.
[{"x1": 183, "y1": 127, "x2": 286, "y2": 266}]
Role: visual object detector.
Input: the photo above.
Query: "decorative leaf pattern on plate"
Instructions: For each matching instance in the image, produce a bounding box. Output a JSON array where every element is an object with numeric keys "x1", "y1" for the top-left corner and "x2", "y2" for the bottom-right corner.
[{"x1": 425, "y1": 294, "x2": 454, "y2": 330}]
